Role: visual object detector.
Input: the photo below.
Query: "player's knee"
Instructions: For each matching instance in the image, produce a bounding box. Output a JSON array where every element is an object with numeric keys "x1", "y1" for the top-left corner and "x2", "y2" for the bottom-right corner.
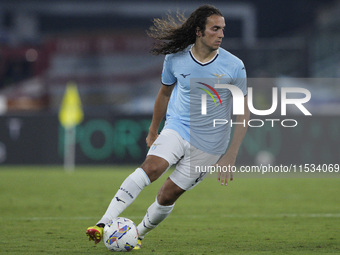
[
  {"x1": 157, "y1": 184, "x2": 185, "y2": 206},
  {"x1": 157, "y1": 192, "x2": 175, "y2": 206},
  {"x1": 141, "y1": 158, "x2": 168, "y2": 182},
  {"x1": 142, "y1": 163, "x2": 158, "y2": 182}
]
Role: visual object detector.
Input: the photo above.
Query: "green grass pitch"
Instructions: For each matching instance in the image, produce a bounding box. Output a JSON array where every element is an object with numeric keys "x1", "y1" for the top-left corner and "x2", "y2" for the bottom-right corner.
[{"x1": 0, "y1": 166, "x2": 339, "y2": 254}]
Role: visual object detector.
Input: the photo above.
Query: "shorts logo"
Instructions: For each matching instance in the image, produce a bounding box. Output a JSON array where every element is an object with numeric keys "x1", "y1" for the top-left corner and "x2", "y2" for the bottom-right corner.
[{"x1": 151, "y1": 143, "x2": 159, "y2": 150}]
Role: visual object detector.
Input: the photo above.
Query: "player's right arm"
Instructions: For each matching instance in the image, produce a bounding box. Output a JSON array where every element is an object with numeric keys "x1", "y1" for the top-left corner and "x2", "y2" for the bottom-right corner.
[{"x1": 146, "y1": 84, "x2": 175, "y2": 147}]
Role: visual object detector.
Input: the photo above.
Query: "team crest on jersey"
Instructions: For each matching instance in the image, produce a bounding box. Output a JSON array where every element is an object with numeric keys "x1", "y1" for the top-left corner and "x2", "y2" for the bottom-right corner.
[
  {"x1": 212, "y1": 73, "x2": 226, "y2": 84},
  {"x1": 212, "y1": 73, "x2": 226, "y2": 79}
]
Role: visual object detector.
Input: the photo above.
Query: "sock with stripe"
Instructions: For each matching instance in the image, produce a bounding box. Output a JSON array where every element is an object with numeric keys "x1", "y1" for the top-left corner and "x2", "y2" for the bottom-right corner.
[
  {"x1": 137, "y1": 198, "x2": 174, "y2": 239},
  {"x1": 97, "y1": 168, "x2": 150, "y2": 225}
]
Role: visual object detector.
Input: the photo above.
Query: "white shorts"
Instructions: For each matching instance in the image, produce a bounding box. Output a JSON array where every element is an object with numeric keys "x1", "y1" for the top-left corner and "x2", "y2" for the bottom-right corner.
[{"x1": 147, "y1": 129, "x2": 222, "y2": 190}]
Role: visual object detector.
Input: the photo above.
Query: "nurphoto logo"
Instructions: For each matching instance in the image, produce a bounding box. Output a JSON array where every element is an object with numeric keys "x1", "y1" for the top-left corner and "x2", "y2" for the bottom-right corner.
[{"x1": 199, "y1": 84, "x2": 312, "y2": 128}]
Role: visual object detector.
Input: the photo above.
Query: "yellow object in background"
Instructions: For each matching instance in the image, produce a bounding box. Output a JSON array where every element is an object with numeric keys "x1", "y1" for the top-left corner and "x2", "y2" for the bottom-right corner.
[{"x1": 59, "y1": 82, "x2": 84, "y2": 128}]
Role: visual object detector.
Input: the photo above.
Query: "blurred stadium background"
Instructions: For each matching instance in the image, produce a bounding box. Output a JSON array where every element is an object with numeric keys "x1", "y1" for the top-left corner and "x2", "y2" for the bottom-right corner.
[{"x1": 0, "y1": 0, "x2": 339, "y2": 166}]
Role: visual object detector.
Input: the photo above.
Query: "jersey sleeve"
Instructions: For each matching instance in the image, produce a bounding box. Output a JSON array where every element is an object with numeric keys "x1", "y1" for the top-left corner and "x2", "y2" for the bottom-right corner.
[
  {"x1": 161, "y1": 55, "x2": 177, "y2": 85},
  {"x1": 233, "y1": 61, "x2": 247, "y2": 96}
]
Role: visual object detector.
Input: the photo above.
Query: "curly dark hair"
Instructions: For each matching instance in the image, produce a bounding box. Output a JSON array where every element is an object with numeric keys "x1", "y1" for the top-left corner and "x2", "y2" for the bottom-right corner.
[{"x1": 147, "y1": 5, "x2": 223, "y2": 55}]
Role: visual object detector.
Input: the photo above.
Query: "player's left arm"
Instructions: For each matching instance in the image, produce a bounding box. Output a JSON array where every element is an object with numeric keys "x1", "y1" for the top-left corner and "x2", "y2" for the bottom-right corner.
[{"x1": 217, "y1": 95, "x2": 250, "y2": 186}]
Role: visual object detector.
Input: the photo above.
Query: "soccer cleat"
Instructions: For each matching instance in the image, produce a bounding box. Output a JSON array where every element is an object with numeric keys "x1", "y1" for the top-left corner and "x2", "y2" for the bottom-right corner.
[
  {"x1": 86, "y1": 225, "x2": 104, "y2": 244},
  {"x1": 133, "y1": 238, "x2": 142, "y2": 250}
]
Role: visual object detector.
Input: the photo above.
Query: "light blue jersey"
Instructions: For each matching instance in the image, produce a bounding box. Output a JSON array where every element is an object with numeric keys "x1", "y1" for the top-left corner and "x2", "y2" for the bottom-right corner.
[{"x1": 161, "y1": 45, "x2": 247, "y2": 155}]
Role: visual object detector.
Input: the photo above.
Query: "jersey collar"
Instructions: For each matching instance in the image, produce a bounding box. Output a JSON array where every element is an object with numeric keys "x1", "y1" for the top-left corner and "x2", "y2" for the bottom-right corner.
[{"x1": 189, "y1": 45, "x2": 219, "y2": 66}]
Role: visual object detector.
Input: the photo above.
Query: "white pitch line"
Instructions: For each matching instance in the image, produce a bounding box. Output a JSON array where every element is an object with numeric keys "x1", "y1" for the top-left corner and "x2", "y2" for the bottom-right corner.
[{"x1": 1, "y1": 213, "x2": 340, "y2": 221}]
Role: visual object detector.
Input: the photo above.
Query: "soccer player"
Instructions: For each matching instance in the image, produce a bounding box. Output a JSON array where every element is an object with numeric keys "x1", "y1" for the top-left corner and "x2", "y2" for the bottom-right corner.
[{"x1": 86, "y1": 5, "x2": 249, "y2": 249}]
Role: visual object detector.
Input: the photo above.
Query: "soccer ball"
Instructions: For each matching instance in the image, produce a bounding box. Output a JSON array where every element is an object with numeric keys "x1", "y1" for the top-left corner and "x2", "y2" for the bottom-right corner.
[{"x1": 103, "y1": 217, "x2": 139, "y2": 252}]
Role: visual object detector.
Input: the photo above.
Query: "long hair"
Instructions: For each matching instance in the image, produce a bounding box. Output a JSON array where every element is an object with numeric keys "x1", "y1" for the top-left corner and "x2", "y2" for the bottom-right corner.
[{"x1": 147, "y1": 5, "x2": 223, "y2": 55}]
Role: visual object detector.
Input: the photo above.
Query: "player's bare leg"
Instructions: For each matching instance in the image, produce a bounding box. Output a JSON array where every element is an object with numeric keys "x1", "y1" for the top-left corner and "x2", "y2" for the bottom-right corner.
[
  {"x1": 141, "y1": 155, "x2": 170, "y2": 182},
  {"x1": 156, "y1": 177, "x2": 186, "y2": 205}
]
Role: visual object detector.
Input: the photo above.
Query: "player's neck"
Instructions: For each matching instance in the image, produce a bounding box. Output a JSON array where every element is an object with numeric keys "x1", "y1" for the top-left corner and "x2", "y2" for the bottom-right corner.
[{"x1": 191, "y1": 44, "x2": 218, "y2": 64}]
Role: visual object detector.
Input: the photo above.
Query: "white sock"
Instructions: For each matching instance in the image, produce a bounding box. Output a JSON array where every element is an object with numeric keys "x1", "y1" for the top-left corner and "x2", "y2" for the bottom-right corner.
[
  {"x1": 137, "y1": 198, "x2": 174, "y2": 239},
  {"x1": 97, "y1": 168, "x2": 150, "y2": 225}
]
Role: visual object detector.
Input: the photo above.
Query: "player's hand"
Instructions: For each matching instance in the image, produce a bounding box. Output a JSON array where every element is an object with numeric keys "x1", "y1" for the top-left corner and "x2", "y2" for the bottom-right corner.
[
  {"x1": 146, "y1": 130, "x2": 159, "y2": 148},
  {"x1": 216, "y1": 150, "x2": 237, "y2": 186}
]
